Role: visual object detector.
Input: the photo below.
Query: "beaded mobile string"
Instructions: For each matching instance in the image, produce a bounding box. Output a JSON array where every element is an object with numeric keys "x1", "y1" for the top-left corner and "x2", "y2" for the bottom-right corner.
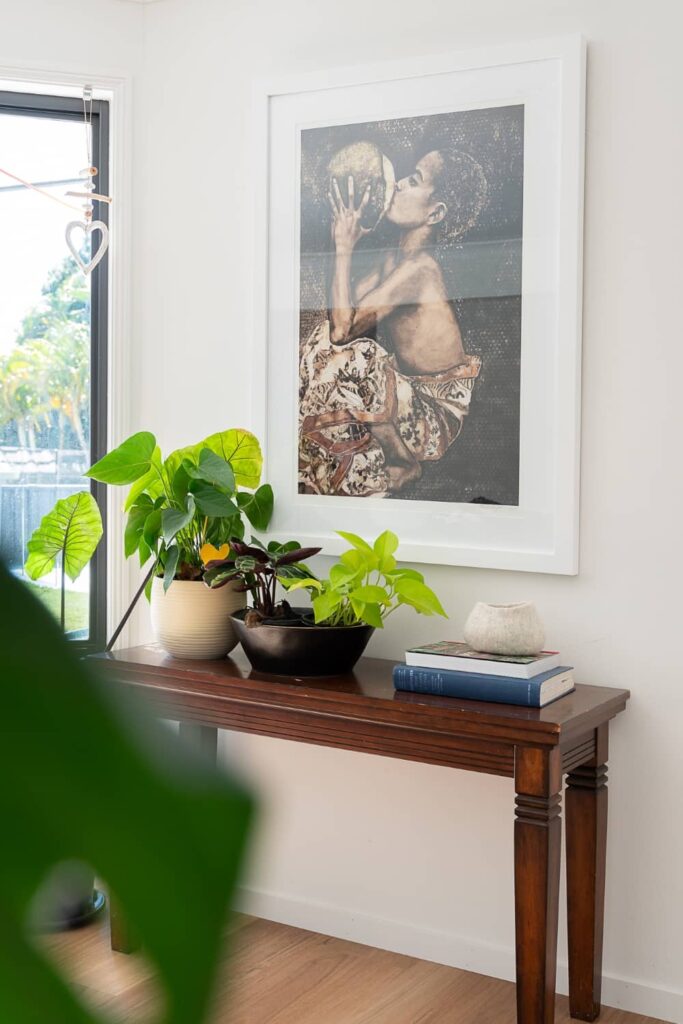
[{"x1": 0, "y1": 85, "x2": 112, "y2": 276}]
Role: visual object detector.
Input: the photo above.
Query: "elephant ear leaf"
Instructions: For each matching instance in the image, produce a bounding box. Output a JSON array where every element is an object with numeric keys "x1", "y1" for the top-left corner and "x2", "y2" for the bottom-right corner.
[
  {"x1": 86, "y1": 431, "x2": 157, "y2": 485},
  {"x1": 201, "y1": 429, "x2": 263, "y2": 489},
  {"x1": 24, "y1": 492, "x2": 103, "y2": 583}
]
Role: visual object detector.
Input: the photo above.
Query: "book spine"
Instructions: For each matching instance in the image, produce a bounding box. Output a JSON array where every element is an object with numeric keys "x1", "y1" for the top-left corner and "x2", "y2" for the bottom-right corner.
[{"x1": 393, "y1": 664, "x2": 539, "y2": 706}]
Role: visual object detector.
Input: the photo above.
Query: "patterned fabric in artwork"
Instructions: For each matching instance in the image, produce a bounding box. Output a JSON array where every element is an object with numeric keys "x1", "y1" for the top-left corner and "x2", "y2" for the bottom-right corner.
[{"x1": 299, "y1": 321, "x2": 481, "y2": 497}]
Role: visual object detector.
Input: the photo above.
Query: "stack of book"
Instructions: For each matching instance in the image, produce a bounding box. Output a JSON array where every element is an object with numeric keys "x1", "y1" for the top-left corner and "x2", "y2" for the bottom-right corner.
[{"x1": 393, "y1": 641, "x2": 574, "y2": 708}]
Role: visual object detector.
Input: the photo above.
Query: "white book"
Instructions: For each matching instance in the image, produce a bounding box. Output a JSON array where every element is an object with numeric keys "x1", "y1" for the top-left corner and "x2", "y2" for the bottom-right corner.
[{"x1": 405, "y1": 641, "x2": 562, "y2": 680}]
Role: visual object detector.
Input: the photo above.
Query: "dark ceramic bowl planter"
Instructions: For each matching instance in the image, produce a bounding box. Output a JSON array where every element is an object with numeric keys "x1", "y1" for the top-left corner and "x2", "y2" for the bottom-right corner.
[{"x1": 231, "y1": 607, "x2": 374, "y2": 677}]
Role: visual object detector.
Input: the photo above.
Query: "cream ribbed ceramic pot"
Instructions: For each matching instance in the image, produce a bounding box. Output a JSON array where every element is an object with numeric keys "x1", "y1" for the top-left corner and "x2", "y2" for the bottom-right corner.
[
  {"x1": 150, "y1": 577, "x2": 244, "y2": 660},
  {"x1": 463, "y1": 601, "x2": 545, "y2": 657}
]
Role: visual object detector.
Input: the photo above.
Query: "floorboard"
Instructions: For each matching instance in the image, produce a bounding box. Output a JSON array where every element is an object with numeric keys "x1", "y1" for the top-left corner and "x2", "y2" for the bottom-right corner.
[{"x1": 37, "y1": 913, "x2": 670, "y2": 1024}]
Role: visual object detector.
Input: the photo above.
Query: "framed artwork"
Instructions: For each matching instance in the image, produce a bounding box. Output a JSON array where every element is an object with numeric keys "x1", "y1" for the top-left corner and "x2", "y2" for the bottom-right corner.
[{"x1": 254, "y1": 36, "x2": 585, "y2": 573}]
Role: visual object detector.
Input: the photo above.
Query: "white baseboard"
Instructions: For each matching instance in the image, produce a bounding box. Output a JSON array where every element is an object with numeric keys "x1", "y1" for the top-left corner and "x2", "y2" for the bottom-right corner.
[{"x1": 237, "y1": 886, "x2": 682, "y2": 1024}]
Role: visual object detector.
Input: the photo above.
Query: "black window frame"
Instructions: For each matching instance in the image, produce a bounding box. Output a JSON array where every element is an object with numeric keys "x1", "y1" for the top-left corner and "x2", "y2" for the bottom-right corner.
[{"x1": 0, "y1": 89, "x2": 109, "y2": 652}]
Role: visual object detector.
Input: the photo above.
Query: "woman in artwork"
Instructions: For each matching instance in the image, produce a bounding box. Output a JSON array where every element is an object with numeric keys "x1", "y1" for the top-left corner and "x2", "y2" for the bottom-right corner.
[{"x1": 298, "y1": 138, "x2": 488, "y2": 497}]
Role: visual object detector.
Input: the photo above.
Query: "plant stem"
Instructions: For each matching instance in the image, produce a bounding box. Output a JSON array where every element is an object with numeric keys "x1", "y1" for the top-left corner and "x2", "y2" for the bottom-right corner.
[
  {"x1": 60, "y1": 553, "x2": 66, "y2": 632},
  {"x1": 105, "y1": 559, "x2": 158, "y2": 652}
]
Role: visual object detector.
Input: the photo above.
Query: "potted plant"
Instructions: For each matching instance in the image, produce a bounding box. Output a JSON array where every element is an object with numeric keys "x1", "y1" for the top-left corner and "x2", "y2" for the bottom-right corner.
[
  {"x1": 203, "y1": 530, "x2": 447, "y2": 675},
  {"x1": 87, "y1": 427, "x2": 273, "y2": 659}
]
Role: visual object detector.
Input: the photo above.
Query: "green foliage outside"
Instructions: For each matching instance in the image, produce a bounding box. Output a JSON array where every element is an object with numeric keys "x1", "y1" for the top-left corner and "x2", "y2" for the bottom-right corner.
[
  {"x1": 0, "y1": 256, "x2": 90, "y2": 451},
  {"x1": 25, "y1": 581, "x2": 88, "y2": 633},
  {"x1": 0, "y1": 560, "x2": 254, "y2": 1023}
]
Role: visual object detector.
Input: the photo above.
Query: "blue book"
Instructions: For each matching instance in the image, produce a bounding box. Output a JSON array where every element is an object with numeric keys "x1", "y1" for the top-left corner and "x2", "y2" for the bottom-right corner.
[{"x1": 393, "y1": 664, "x2": 575, "y2": 708}]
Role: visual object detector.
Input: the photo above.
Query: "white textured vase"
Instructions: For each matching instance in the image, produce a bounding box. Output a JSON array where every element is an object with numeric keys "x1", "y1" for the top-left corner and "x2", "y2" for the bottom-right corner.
[
  {"x1": 463, "y1": 601, "x2": 545, "y2": 657},
  {"x1": 150, "y1": 577, "x2": 244, "y2": 660}
]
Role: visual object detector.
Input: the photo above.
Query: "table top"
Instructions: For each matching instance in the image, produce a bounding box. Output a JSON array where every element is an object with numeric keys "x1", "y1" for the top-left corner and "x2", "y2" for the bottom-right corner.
[{"x1": 92, "y1": 646, "x2": 629, "y2": 774}]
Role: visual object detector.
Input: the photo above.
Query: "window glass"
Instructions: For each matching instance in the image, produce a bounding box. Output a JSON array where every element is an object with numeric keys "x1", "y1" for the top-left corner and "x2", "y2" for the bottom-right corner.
[{"x1": 0, "y1": 111, "x2": 95, "y2": 637}]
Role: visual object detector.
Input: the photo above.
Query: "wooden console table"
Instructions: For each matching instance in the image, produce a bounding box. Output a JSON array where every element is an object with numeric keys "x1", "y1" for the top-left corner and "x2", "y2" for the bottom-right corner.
[{"x1": 93, "y1": 645, "x2": 629, "y2": 1024}]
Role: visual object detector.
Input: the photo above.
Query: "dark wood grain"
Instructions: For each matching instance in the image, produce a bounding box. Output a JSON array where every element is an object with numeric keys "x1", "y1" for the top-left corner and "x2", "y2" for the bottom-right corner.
[
  {"x1": 90, "y1": 645, "x2": 629, "y2": 1024},
  {"x1": 515, "y1": 746, "x2": 563, "y2": 1024},
  {"x1": 566, "y1": 724, "x2": 609, "y2": 1021},
  {"x1": 92, "y1": 647, "x2": 629, "y2": 761}
]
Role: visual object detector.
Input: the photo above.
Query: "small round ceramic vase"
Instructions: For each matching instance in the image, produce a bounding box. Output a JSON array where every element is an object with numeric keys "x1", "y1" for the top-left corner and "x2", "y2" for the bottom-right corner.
[
  {"x1": 463, "y1": 601, "x2": 545, "y2": 657},
  {"x1": 150, "y1": 577, "x2": 244, "y2": 660}
]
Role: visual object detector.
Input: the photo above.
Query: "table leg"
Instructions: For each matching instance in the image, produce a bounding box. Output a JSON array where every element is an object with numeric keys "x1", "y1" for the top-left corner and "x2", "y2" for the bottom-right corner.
[
  {"x1": 110, "y1": 894, "x2": 140, "y2": 953},
  {"x1": 109, "y1": 723, "x2": 219, "y2": 953},
  {"x1": 566, "y1": 724, "x2": 609, "y2": 1021},
  {"x1": 179, "y1": 722, "x2": 219, "y2": 763},
  {"x1": 514, "y1": 746, "x2": 562, "y2": 1024}
]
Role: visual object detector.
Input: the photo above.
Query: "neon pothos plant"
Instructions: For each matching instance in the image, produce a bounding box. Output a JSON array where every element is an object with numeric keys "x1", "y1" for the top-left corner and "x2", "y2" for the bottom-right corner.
[
  {"x1": 282, "y1": 530, "x2": 447, "y2": 629},
  {"x1": 86, "y1": 428, "x2": 273, "y2": 594},
  {"x1": 24, "y1": 491, "x2": 103, "y2": 631}
]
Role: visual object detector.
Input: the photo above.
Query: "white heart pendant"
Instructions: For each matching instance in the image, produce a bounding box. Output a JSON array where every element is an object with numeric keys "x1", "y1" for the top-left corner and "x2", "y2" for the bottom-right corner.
[{"x1": 65, "y1": 219, "x2": 109, "y2": 275}]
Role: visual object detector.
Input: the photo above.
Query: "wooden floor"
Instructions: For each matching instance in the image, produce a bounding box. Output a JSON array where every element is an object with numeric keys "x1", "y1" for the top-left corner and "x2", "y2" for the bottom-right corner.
[{"x1": 39, "y1": 913, "x2": 669, "y2": 1024}]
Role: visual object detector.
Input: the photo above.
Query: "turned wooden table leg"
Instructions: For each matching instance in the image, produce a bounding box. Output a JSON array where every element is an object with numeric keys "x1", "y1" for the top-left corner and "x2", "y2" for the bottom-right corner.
[
  {"x1": 109, "y1": 722, "x2": 219, "y2": 953},
  {"x1": 515, "y1": 746, "x2": 562, "y2": 1024},
  {"x1": 566, "y1": 724, "x2": 609, "y2": 1021}
]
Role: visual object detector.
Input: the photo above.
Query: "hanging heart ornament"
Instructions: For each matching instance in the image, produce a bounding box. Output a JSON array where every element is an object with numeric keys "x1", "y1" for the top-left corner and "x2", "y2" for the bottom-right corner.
[{"x1": 65, "y1": 219, "x2": 109, "y2": 275}]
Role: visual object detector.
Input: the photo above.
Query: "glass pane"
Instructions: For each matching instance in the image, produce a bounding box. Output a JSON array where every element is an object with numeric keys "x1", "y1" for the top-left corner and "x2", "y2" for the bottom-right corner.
[{"x1": 0, "y1": 111, "x2": 93, "y2": 637}]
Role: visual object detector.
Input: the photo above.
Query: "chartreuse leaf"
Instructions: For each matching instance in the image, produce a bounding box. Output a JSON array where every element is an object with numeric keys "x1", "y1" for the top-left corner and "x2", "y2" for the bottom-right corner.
[
  {"x1": 86, "y1": 431, "x2": 157, "y2": 485},
  {"x1": 373, "y1": 530, "x2": 398, "y2": 567},
  {"x1": 161, "y1": 494, "x2": 196, "y2": 545},
  {"x1": 359, "y1": 602, "x2": 384, "y2": 628},
  {"x1": 25, "y1": 492, "x2": 103, "y2": 583},
  {"x1": 281, "y1": 577, "x2": 322, "y2": 593},
  {"x1": 236, "y1": 484, "x2": 273, "y2": 531},
  {"x1": 336, "y1": 531, "x2": 374, "y2": 555},
  {"x1": 329, "y1": 563, "x2": 358, "y2": 588},
  {"x1": 163, "y1": 544, "x2": 180, "y2": 592},
  {"x1": 312, "y1": 588, "x2": 343, "y2": 623},
  {"x1": 350, "y1": 585, "x2": 390, "y2": 605},
  {"x1": 202, "y1": 429, "x2": 262, "y2": 489},
  {"x1": 385, "y1": 567, "x2": 424, "y2": 582},
  {"x1": 394, "y1": 577, "x2": 447, "y2": 616},
  {"x1": 0, "y1": 561, "x2": 253, "y2": 1024}
]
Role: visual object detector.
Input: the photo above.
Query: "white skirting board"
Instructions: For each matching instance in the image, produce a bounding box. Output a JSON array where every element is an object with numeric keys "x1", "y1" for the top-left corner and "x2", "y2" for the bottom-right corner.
[{"x1": 237, "y1": 886, "x2": 683, "y2": 1024}]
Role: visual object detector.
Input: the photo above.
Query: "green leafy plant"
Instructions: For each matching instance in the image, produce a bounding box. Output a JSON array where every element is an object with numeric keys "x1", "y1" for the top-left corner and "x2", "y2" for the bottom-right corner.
[
  {"x1": 203, "y1": 538, "x2": 321, "y2": 618},
  {"x1": 23, "y1": 491, "x2": 103, "y2": 630},
  {"x1": 86, "y1": 428, "x2": 273, "y2": 594},
  {"x1": 0, "y1": 559, "x2": 253, "y2": 1024},
  {"x1": 282, "y1": 530, "x2": 447, "y2": 629}
]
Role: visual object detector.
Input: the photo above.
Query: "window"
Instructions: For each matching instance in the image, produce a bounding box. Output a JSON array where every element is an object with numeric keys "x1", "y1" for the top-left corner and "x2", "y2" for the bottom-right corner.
[{"x1": 0, "y1": 90, "x2": 109, "y2": 649}]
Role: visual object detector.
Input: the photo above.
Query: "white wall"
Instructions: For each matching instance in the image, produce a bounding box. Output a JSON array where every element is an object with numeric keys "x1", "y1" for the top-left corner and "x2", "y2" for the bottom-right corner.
[
  {"x1": 0, "y1": 0, "x2": 143, "y2": 79},
  {"x1": 75, "y1": 0, "x2": 683, "y2": 1018}
]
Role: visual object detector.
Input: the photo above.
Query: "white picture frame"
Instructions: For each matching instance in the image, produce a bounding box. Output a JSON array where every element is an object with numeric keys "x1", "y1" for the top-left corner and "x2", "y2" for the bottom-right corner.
[{"x1": 253, "y1": 36, "x2": 585, "y2": 574}]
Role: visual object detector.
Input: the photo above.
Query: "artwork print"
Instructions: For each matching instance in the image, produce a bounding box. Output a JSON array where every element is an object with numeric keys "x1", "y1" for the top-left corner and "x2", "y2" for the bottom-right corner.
[{"x1": 298, "y1": 104, "x2": 524, "y2": 506}]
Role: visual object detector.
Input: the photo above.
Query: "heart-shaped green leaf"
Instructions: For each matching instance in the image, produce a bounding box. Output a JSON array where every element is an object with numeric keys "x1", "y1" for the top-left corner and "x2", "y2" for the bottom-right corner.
[
  {"x1": 195, "y1": 449, "x2": 236, "y2": 492},
  {"x1": 192, "y1": 487, "x2": 238, "y2": 518},
  {"x1": 161, "y1": 494, "x2": 196, "y2": 544},
  {"x1": 86, "y1": 431, "x2": 157, "y2": 485},
  {"x1": 163, "y1": 544, "x2": 180, "y2": 591},
  {"x1": 236, "y1": 484, "x2": 273, "y2": 531},
  {"x1": 394, "y1": 577, "x2": 447, "y2": 617}
]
